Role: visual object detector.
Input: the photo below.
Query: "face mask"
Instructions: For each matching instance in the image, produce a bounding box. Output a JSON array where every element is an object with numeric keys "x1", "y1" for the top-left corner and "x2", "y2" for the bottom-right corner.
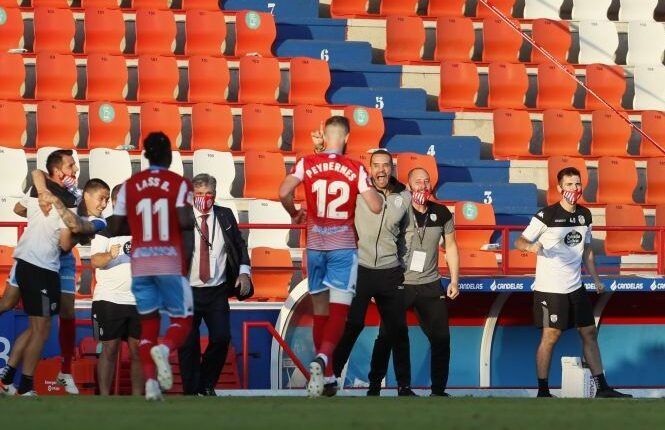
[
  {"x1": 562, "y1": 189, "x2": 583, "y2": 205},
  {"x1": 194, "y1": 195, "x2": 214, "y2": 213},
  {"x1": 62, "y1": 174, "x2": 77, "y2": 189},
  {"x1": 411, "y1": 189, "x2": 431, "y2": 206}
]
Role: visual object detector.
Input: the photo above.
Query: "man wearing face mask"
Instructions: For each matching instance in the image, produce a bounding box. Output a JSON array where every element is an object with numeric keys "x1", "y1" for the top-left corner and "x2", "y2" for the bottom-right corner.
[
  {"x1": 515, "y1": 167, "x2": 631, "y2": 398},
  {"x1": 178, "y1": 173, "x2": 252, "y2": 396}
]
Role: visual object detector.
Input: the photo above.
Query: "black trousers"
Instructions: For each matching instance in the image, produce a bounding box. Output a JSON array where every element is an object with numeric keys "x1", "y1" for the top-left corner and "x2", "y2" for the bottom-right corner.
[
  {"x1": 178, "y1": 285, "x2": 231, "y2": 395},
  {"x1": 369, "y1": 281, "x2": 450, "y2": 393},
  {"x1": 332, "y1": 265, "x2": 412, "y2": 388}
]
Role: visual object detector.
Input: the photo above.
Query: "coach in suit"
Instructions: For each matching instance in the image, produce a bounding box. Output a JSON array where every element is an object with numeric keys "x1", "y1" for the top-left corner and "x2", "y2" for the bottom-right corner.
[{"x1": 178, "y1": 173, "x2": 252, "y2": 396}]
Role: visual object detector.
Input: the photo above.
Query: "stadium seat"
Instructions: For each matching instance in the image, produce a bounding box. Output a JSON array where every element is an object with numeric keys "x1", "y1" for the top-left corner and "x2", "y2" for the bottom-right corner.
[
  {"x1": 530, "y1": 19, "x2": 571, "y2": 64},
  {"x1": 584, "y1": 64, "x2": 625, "y2": 111},
  {"x1": 626, "y1": 21, "x2": 665, "y2": 66},
  {"x1": 646, "y1": 158, "x2": 665, "y2": 205},
  {"x1": 217, "y1": 199, "x2": 239, "y2": 223},
  {"x1": 0, "y1": 246, "x2": 15, "y2": 295},
  {"x1": 182, "y1": 0, "x2": 219, "y2": 10},
  {"x1": 482, "y1": 17, "x2": 522, "y2": 63},
  {"x1": 243, "y1": 151, "x2": 285, "y2": 199},
  {"x1": 427, "y1": 0, "x2": 466, "y2": 17},
  {"x1": 507, "y1": 249, "x2": 536, "y2": 272},
  {"x1": 434, "y1": 16, "x2": 474, "y2": 62},
  {"x1": 291, "y1": 104, "x2": 332, "y2": 155},
  {"x1": 139, "y1": 102, "x2": 182, "y2": 148},
  {"x1": 487, "y1": 62, "x2": 528, "y2": 109},
  {"x1": 0, "y1": 200, "x2": 22, "y2": 246},
  {"x1": 247, "y1": 199, "x2": 291, "y2": 250},
  {"x1": 597, "y1": 157, "x2": 638, "y2": 204},
  {"x1": 380, "y1": 0, "x2": 418, "y2": 15},
  {"x1": 523, "y1": 0, "x2": 562, "y2": 19},
  {"x1": 578, "y1": 20, "x2": 618, "y2": 65},
  {"x1": 250, "y1": 247, "x2": 292, "y2": 301},
  {"x1": 185, "y1": 9, "x2": 226, "y2": 56},
  {"x1": 241, "y1": 104, "x2": 284, "y2": 152},
  {"x1": 385, "y1": 15, "x2": 425, "y2": 65},
  {"x1": 0, "y1": 147, "x2": 26, "y2": 196},
  {"x1": 590, "y1": 110, "x2": 631, "y2": 157},
  {"x1": 571, "y1": 0, "x2": 611, "y2": 20},
  {"x1": 640, "y1": 111, "x2": 665, "y2": 157},
  {"x1": 454, "y1": 201, "x2": 496, "y2": 251},
  {"x1": 88, "y1": 148, "x2": 132, "y2": 191},
  {"x1": 546, "y1": 156, "x2": 588, "y2": 205},
  {"x1": 84, "y1": 8, "x2": 126, "y2": 55},
  {"x1": 0, "y1": 52, "x2": 25, "y2": 99},
  {"x1": 289, "y1": 57, "x2": 330, "y2": 105},
  {"x1": 0, "y1": 6, "x2": 23, "y2": 51},
  {"x1": 395, "y1": 153, "x2": 438, "y2": 189},
  {"x1": 36, "y1": 146, "x2": 80, "y2": 173},
  {"x1": 536, "y1": 63, "x2": 576, "y2": 109},
  {"x1": 619, "y1": 0, "x2": 658, "y2": 21},
  {"x1": 87, "y1": 101, "x2": 131, "y2": 149},
  {"x1": 604, "y1": 204, "x2": 648, "y2": 255},
  {"x1": 192, "y1": 149, "x2": 235, "y2": 198},
  {"x1": 135, "y1": 9, "x2": 176, "y2": 56},
  {"x1": 33, "y1": 7, "x2": 75, "y2": 54},
  {"x1": 344, "y1": 106, "x2": 384, "y2": 155},
  {"x1": 81, "y1": 0, "x2": 123, "y2": 7},
  {"x1": 235, "y1": 10, "x2": 275, "y2": 57},
  {"x1": 542, "y1": 109, "x2": 583, "y2": 157},
  {"x1": 137, "y1": 55, "x2": 179, "y2": 102},
  {"x1": 36, "y1": 101, "x2": 79, "y2": 148},
  {"x1": 35, "y1": 52, "x2": 77, "y2": 101},
  {"x1": 442, "y1": 249, "x2": 499, "y2": 275},
  {"x1": 633, "y1": 65, "x2": 665, "y2": 111},
  {"x1": 140, "y1": 150, "x2": 183, "y2": 175},
  {"x1": 475, "y1": 0, "x2": 515, "y2": 19},
  {"x1": 0, "y1": 101, "x2": 26, "y2": 148},
  {"x1": 237, "y1": 55, "x2": 280, "y2": 104},
  {"x1": 188, "y1": 56, "x2": 230, "y2": 103},
  {"x1": 438, "y1": 61, "x2": 479, "y2": 110},
  {"x1": 492, "y1": 109, "x2": 533, "y2": 159},
  {"x1": 132, "y1": 0, "x2": 172, "y2": 9},
  {"x1": 190, "y1": 103, "x2": 233, "y2": 151},
  {"x1": 86, "y1": 53, "x2": 128, "y2": 102},
  {"x1": 330, "y1": 0, "x2": 368, "y2": 17}
]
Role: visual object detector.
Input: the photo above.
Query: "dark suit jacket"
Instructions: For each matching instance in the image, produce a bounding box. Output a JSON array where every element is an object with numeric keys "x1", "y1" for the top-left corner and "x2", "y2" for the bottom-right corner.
[{"x1": 211, "y1": 205, "x2": 253, "y2": 300}]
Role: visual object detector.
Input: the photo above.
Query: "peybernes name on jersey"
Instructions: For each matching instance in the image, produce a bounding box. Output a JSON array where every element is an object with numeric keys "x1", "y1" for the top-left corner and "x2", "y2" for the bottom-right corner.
[
  {"x1": 133, "y1": 246, "x2": 178, "y2": 257},
  {"x1": 305, "y1": 161, "x2": 357, "y2": 181},
  {"x1": 135, "y1": 176, "x2": 171, "y2": 192}
]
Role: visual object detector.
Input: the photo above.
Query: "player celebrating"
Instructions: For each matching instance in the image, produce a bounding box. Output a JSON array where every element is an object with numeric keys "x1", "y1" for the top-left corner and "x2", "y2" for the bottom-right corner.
[
  {"x1": 279, "y1": 116, "x2": 383, "y2": 397},
  {"x1": 108, "y1": 132, "x2": 195, "y2": 401}
]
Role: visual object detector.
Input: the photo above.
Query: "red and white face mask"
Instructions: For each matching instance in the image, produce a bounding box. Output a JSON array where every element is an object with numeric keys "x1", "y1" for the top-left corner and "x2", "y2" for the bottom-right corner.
[
  {"x1": 562, "y1": 189, "x2": 583, "y2": 205},
  {"x1": 62, "y1": 174, "x2": 78, "y2": 189},
  {"x1": 411, "y1": 188, "x2": 432, "y2": 206},
  {"x1": 194, "y1": 194, "x2": 214, "y2": 213}
]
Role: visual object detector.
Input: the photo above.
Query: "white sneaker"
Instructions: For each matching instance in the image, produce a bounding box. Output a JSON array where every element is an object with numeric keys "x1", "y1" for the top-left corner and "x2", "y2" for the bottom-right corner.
[
  {"x1": 20, "y1": 390, "x2": 37, "y2": 397},
  {"x1": 150, "y1": 344, "x2": 173, "y2": 391},
  {"x1": 145, "y1": 379, "x2": 163, "y2": 401},
  {"x1": 307, "y1": 356, "x2": 325, "y2": 398},
  {"x1": 0, "y1": 382, "x2": 17, "y2": 396},
  {"x1": 57, "y1": 372, "x2": 79, "y2": 395}
]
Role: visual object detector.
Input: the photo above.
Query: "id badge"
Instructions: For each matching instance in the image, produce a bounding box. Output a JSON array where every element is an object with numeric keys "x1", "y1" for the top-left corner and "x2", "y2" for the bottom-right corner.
[
  {"x1": 409, "y1": 250, "x2": 427, "y2": 272},
  {"x1": 209, "y1": 255, "x2": 218, "y2": 279}
]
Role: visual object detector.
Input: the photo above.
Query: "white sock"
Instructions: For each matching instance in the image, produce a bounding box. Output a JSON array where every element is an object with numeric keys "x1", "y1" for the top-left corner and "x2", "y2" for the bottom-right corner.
[{"x1": 316, "y1": 353, "x2": 328, "y2": 368}]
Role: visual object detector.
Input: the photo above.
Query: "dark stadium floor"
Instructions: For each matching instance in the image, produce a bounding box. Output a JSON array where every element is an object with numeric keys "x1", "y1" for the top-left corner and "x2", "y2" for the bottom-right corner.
[{"x1": 2, "y1": 396, "x2": 664, "y2": 430}]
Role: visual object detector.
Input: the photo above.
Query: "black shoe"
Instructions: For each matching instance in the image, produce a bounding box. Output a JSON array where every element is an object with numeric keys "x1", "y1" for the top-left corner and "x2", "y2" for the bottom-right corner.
[
  {"x1": 198, "y1": 388, "x2": 217, "y2": 397},
  {"x1": 398, "y1": 387, "x2": 418, "y2": 397},
  {"x1": 322, "y1": 380, "x2": 338, "y2": 397},
  {"x1": 430, "y1": 391, "x2": 450, "y2": 397},
  {"x1": 537, "y1": 391, "x2": 554, "y2": 398},
  {"x1": 367, "y1": 386, "x2": 381, "y2": 397},
  {"x1": 595, "y1": 388, "x2": 632, "y2": 398}
]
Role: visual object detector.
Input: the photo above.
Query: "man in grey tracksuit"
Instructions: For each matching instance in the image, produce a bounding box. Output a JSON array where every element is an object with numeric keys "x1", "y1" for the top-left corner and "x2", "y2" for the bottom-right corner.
[{"x1": 332, "y1": 150, "x2": 416, "y2": 396}]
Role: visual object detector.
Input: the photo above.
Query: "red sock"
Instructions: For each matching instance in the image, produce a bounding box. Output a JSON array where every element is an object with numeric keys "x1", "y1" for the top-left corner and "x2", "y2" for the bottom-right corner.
[
  {"x1": 162, "y1": 317, "x2": 192, "y2": 351},
  {"x1": 138, "y1": 317, "x2": 160, "y2": 381},
  {"x1": 319, "y1": 303, "x2": 349, "y2": 377},
  {"x1": 312, "y1": 315, "x2": 327, "y2": 351},
  {"x1": 59, "y1": 318, "x2": 75, "y2": 374}
]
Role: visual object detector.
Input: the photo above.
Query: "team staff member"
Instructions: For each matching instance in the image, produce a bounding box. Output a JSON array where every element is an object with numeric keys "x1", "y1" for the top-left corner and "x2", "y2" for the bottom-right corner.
[
  {"x1": 332, "y1": 149, "x2": 415, "y2": 397},
  {"x1": 178, "y1": 174, "x2": 252, "y2": 396},
  {"x1": 370, "y1": 167, "x2": 460, "y2": 397},
  {"x1": 515, "y1": 167, "x2": 631, "y2": 398}
]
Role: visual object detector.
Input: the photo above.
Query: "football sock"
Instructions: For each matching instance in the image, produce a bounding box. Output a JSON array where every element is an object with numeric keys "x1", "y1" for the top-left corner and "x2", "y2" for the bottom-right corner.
[
  {"x1": 59, "y1": 318, "x2": 76, "y2": 374},
  {"x1": 162, "y1": 317, "x2": 192, "y2": 351},
  {"x1": 537, "y1": 378, "x2": 550, "y2": 395},
  {"x1": 312, "y1": 315, "x2": 327, "y2": 351},
  {"x1": 138, "y1": 317, "x2": 160, "y2": 381},
  {"x1": 18, "y1": 375, "x2": 33, "y2": 394},
  {"x1": 593, "y1": 373, "x2": 610, "y2": 391},
  {"x1": 1, "y1": 365, "x2": 16, "y2": 384},
  {"x1": 319, "y1": 303, "x2": 350, "y2": 377}
]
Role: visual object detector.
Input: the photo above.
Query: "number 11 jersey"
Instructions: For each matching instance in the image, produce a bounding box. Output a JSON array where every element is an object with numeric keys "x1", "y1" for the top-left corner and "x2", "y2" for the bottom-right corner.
[
  {"x1": 113, "y1": 167, "x2": 193, "y2": 277},
  {"x1": 291, "y1": 152, "x2": 372, "y2": 251}
]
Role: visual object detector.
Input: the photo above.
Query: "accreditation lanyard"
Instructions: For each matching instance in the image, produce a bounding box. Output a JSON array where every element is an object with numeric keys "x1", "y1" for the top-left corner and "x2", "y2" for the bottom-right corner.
[
  {"x1": 194, "y1": 213, "x2": 216, "y2": 250},
  {"x1": 413, "y1": 208, "x2": 429, "y2": 248}
]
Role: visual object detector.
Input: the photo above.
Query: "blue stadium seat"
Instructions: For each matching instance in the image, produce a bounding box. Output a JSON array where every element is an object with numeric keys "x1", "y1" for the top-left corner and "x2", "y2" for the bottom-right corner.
[
  {"x1": 223, "y1": 0, "x2": 319, "y2": 18},
  {"x1": 274, "y1": 40, "x2": 373, "y2": 65},
  {"x1": 384, "y1": 135, "x2": 481, "y2": 162},
  {"x1": 276, "y1": 18, "x2": 348, "y2": 42},
  {"x1": 382, "y1": 111, "x2": 455, "y2": 140},
  {"x1": 328, "y1": 88, "x2": 427, "y2": 114},
  {"x1": 439, "y1": 161, "x2": 510, "y2": 183},
  {"x1": 436, "y1": 183, "x2": 538, "y2": 215},
  {"x1": 330, "y1": 64, "x2": 403, "y2": 91}
]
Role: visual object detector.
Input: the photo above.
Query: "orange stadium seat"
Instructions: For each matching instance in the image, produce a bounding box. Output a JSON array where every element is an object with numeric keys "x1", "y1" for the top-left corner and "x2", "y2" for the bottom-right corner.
[
  {"x1": 531, "y1": 19, "x2": 571, "y2": 64},
  {"x1": 182, "y1": 0, "x2": 219, "y2": 10},
  {"x1": 31, "y1": 0, "x2": 73, "y2": 7},
  {"x1": 482, "y1": 17, "x2": 522, "y2": 63},
  {"x1": 350, "y1": 151, "x2": 372, "y2": 173},
  {"x1": 84, "y1": 8, "x2": 126, "y2": 55},
  {"x1": 190, "y1": 103, "x2": 233, "y2": 151},
  {"x1": 542, "y1": 109, "x2": 583, "y2": 157},
  {"x1": 395, "y1": 153, "x2": 438, "y2": 189},
  {"x1": 330, "y1": 0, "x2": 367, "y2": 17},
  {"x1": 35, "y1": 53, "x2": 77, "y2": 101},
  {"x1": 597, "y1": 157, "x2": 638, "y2": 204},
  {"x1": 33, "y1": 7, "x2": 75, "y2": 54},
  {"x1": 441, "y1": 249, "x2": 499, "y2": 275},
  {"x1": 492, "y1": 108, "x2": 533, "y2": 159},
  {"x1": 237, "y1": 55, "x2": 280, "y2": 104},
  {"x1": 590, "y1": 110, "x2": 631, "y2": 157},
  {"x1": 132, "y1": 0, "x2": 172, "y2": 10},
  {"x1": 289, "y1": 57, "x2": 330, "y2": 105},
  {"x1": 135, "y1": 9, "x2": 176, "y2": 56},
  {"x1": 438, "y1": 61, "x2": 479, "y2": 110},
  {"x1": 188, "y1": 56, "x2": 229, "y2": 103},
  {"x1": 585, "y1": 64, "x2": 626, "y2": 111},
  {"x1": 86, "y1": 53, "x2": 128, "y2": 102},
  {"x1": 639, "y1": 111, "x2": 665, "y2": 157},
  {"x1": 137, "y1": 55, "x2": 179, "y2": 102},
  {"x1": 380, "y1": 0, "x2": 418, "y2": 15},
  {"x1": 250, "y1": 247, "x2": 292, "y2": 301},
  {"x1": 0, "y1": 246, "x2": 15, "y2": 298},
  {"x1": 0, "y1": 101, "x2": 26, "y2": 148},
  {"x1": 0, "y1": 6, "x2": 23, "y2": 51},
  {"x1": 435, "y1": 17, "x2": 474, "y2": 62},
  {"x1": 235, "y1": 10, "x2": 275, "y2": 57},
  {"x1": 0, "y1": 53, "x2": 24, "y2": 100},
  {"x1": 475, "y1": 0, "x2": 515, "y2": 19},
  {"x1": 87, "y1": 101, "x2": 130, "y2": 149},
  {"x1": 344, "y1": 105, "x2": 384, "y2": 155},
  {"x1": 241, "y1": 104, "x2": 284, "y2": 152},
  {"x1": 454, "y1": 201, "x2": 496, "y2": 251},
  {"x1": 427, "y1": 0, "x2": 466, "y2": 17},
  {"x1": 81, "y1": 0, "x2": 122, "y2": 7},
  {"x1": 536, "y1": 63, "x2": 576, "y2": 109},
  {"x1": 385, "y1": 15, "x2": 424, "y2": 65},
  {"x1": 139, "y1": 102, "x2": 182, "y2": 148},
  {"x1": 605, "y1": 204, "x2": 648, "y2": 255},
  {"x1": 291, "y1": 104, "x2": 332, "y2": 155},
  {"x1": 507, "y1": 250, "x2": 536, "y2": 272},
  {"x1": 243, "y1": 151, "x2": 285, "y2": 199},
  {"x1": 185, "y1": 9, "x2": 226, "y2": 56},
  {"x1": 546, "y1": 156, "x2": 588, "y2": 205},
  {"x1": 646, "y1": 158, "x2": 665, "y2": 205},
  {"x1": 488, "y1": 62, "x2": 528, "y2": 109},
  {"x1": 36, "y1": 101, "x2": 79, "y2": 148}
]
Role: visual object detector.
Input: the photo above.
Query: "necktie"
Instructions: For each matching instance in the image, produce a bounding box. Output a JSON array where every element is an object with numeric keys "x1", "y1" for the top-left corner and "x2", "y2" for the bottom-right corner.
[{"x1": 199, "y1": 214, "x2": 210, "y2": 283}]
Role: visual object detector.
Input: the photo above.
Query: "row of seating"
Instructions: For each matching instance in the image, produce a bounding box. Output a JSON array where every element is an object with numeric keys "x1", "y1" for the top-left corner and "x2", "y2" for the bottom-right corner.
[{"x1": 1, "y1": 0, "x2": 224, "y2": 10}]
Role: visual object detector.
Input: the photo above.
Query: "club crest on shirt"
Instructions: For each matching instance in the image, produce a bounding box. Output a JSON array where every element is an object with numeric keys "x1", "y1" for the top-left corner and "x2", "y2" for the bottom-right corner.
[
  {"x1": 123, "y1": 241, "x2": 132, "y2": 255},
  {"x1": 578, "y1": 215, "x2": 585, "y2": 224},
  {"x1": 550, "y1": 314, "x2": 558, "y2": 323},
  {"x1": 430, "y1": 213, "x2": 437, "y2": 222},
  {"x1": 564, "y1": 231, "x2": 583, "y2": 247},
  {"x1": 394, "y1": 196, "x2": 403, "y2": 208}
]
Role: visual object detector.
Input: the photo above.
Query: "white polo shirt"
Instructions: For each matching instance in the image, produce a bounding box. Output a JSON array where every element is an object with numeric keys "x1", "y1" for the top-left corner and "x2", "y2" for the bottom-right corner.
[{"x1": 91, "y1": 228, "x2": 135, "y2": 306}]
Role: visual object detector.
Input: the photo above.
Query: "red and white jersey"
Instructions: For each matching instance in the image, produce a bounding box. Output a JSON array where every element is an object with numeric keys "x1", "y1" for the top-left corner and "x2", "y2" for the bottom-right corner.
[
  {"x1": 113, "y1": 167, "x2": 193, "y2": 277},
  {"x1": 291, "y1": 152, "x2": 372, "y2": 250}
]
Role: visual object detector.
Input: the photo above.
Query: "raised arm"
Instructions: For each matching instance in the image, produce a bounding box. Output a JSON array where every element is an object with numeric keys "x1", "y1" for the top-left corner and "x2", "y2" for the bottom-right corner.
[
  {"x1": 45, "y1": 193, "x2": 101, "y2": 235},
  {"x1": 360, "y1": 188, "x2": 383, "y2": 214}
]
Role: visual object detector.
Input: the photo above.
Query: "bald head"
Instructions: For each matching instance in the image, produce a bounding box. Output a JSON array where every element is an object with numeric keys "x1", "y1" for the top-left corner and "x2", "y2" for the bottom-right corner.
[{"x1": 407, "y1": 167, "x2": 431, "y2": 192}]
